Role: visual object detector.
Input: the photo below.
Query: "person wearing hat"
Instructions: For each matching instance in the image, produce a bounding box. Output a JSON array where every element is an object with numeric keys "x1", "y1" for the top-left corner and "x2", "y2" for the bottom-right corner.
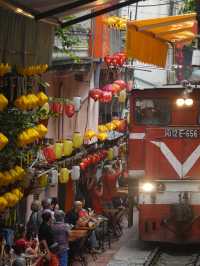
[
  {"x1": 52, "y1": 210, "x2": 71, "y2": 266},
  {"x1": 12, "y1": 239, "x2": 26, "y2": 266}
]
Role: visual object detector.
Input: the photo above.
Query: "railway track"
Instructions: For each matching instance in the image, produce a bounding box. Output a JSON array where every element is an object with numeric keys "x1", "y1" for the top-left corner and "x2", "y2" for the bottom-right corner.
[{"x1": 145, "y1": 247, "x2": 200, "y2": 266}]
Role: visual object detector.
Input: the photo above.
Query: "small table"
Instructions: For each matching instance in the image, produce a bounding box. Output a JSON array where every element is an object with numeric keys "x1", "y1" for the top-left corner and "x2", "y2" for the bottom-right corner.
[{"x1": 69, "y1": 229, "x2": 89, "y2": 265}]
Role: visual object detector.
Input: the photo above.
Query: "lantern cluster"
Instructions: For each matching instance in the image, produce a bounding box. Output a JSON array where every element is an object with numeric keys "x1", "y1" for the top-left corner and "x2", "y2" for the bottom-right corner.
[
  {"x1": 50, "y1": 97, "x2": 82, "y2": 117},
  {"x1": 80, "y1": 150, "x2": 108, "y2": 171},
  {"x1": 89, "y1": 80, "x2": 127, "y2": 103},
  {"x1": 50, "y1": 101, "x2": 75, "y2": 117},
  {"x1": 104, "y1": 52, "x2": 126, "y2": 67}
]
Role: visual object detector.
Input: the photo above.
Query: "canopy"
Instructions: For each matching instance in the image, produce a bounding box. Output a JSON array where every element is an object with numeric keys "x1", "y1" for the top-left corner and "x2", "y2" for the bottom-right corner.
[{"x1": 126, "y1": 13, "x2": 197, "y2": 68}]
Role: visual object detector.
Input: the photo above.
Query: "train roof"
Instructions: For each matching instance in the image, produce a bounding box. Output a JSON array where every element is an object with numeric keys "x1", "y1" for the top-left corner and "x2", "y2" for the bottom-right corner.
[{"x1": 132, "y1": 84, "x2": 200, "y2": 91}]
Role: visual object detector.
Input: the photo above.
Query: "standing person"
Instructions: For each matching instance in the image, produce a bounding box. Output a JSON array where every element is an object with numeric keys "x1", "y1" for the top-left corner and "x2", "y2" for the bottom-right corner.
[
  {"x1": 87, "y1": 178, "x2": 103, "y2": 215},
  {"x1": 26, "y1": 200, "x2": 42, "y2": 238},
  {"x1": 51, "y1": 198, "x2": 59, "y2": 212},
  {"x1": 52, "y1": 210, "x2": 71, "y2": 266},
  {"x1": 2, "y1": 208, "x2": 17, "y2": 248},
  {"x1": 38, "y1": 212, "x2": 58, "y2": 263},
  {"x1": 38, "y1": 198, "x2": 54, "y2": 223}
]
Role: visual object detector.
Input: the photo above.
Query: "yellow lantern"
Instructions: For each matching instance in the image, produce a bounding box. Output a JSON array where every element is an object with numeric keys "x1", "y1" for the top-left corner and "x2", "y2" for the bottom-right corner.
[
  {"x1": 107, "y1": 148, "x2": 114, "y2": 160},
  {"x1": 54, "y1": 143, "x2": 63, "y2": 159},
  {"x1": 112, "y1": 119, "x2": 121, "y2": 128},
  {"x1": 4, "y1": 193, "x2": 18, "y2": 207},
  {"x1": 0, "y1": 197, "x2": 8, "y2": 211},
  {"x1": 63, "y1": 139, "x2": 73, "y2": 156},
  {"x1": 118, "y1": 90, "x2": 126, "y2": 103},
  {"x1": 98, "y1": 125, "x2": 108, "y2": 133},
  {"x1": 38, "y1": 174, "x2": 48, "y2": 187},
  {"x1": 11, "y1": 188, "x2": 23, "y2": 200},
  {"x1": 72, "y1": 132, "x2": 83, "y2": 149},
  {"x1": 84, "y1": 130, "x2": 96, "y2": 140},
  {"x1": 59, "y1": 168, "x2": 70, "y2": 183},
  {"x1": 98, "y1": 132, "x2": 108, "y2": 142},
  {"x1": 106, "y1": 122, "x2": 116, "y2": 131}
]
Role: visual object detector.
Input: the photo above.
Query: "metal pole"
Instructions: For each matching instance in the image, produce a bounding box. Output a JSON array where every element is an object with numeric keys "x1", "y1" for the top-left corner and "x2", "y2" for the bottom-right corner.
[{"x1": 61, "y1": 0, "x2": 142, "y2": 28}]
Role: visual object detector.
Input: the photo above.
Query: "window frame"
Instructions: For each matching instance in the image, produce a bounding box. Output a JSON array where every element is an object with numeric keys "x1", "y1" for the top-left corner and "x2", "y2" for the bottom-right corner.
[{"x1": 134, "y1": 97, "x2": 172, "y2": 126}]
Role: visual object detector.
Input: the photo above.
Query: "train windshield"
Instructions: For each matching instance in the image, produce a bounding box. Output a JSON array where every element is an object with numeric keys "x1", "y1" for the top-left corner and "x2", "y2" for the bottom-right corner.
[{"x1": 135, "y1": 98, "x2": 171, "y2": 125}]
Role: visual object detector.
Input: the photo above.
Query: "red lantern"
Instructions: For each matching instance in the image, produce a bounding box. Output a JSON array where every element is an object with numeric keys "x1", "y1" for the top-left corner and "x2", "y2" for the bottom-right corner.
[
  {"x1": 102, "y1": 84, "x2": 114, "y2": 93},
  {"x1": 80, "y1": 162, "x2": 86, "y2": 171},
  {"x1": 112, "y1": 83, "x2": 121, "y2": 94},
  {"x1": 104, "y1": 55, "x2": 112, "y2": 65},
  {"x1": 112, "y1": 56, "x2": 119, "y2": 66},
  {"x1": 65, "y1": 103, "x2": 75, "y2": 118},
  {"x1": 89, "y1": 89, "x2": 102, "y2": 101},
  {"x1": 100, "y1": 91, "x2": 112, "y2": 103},
  {"x1": 114, "y1": 80, "x2": 127, "y2": 90},
  {"x1": 117, "y1": 119, "x2": 127, "y2": 132},
  {"x1": 52, "y1": 102, "x2": 63, "y2": 114}
]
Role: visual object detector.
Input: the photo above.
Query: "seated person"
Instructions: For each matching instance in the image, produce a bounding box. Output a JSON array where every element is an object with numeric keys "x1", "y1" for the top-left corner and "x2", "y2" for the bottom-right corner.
[
  {"x1": 141, "y1": 107, "x2": 160, "y2": 125},
  {"x1": 66, "y1": 201, "x2": 100, "y2": 252}
]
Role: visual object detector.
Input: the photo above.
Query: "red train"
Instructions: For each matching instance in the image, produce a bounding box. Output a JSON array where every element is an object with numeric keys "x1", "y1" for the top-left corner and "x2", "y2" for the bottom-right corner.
[{"x1": 128, "y1": 85, "x2": 200, "y2": 243}]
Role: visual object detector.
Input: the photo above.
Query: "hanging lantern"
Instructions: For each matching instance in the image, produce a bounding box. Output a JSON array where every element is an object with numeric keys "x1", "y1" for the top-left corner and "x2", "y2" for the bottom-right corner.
[
  {"x1": 84, "y1": 129, "x2": 96, "y2": 140},
  {"x1": 65, "y1": 103, "x2": 75, "y2": 117},
  {"x1": 98, "y1": 124, "x2": 108, "y2": 133},
  {"x1": 63, "y1": 139, "x2": 73, "y2": 156},
  {"x1": 49, "y1": 169, "x2": 58, "y2": 186},
  {"x1": 102, "y1": 84, "x2": 113, "y2": 93},
  {"x1": 97, "y1": 132, "x2": 108, "y2": 142},
  {"x1": 107, "y1": 148, "x2": 114, "y2": 160},
  {"x1": 43, "y1": 146, "x2": 56, "y2": 163},
  {"x1": 106, "y1": 122, "x2": 116, "y2": 131},
  {"x1": 89, "y1": 89, "x2": 102, "y2": 101},
  {"x1": 118, "y1": 90, "x2": 127, "y2": 103},
  {"x1": 52, "y1": 102, "x2": 63, "y2": 114},
  {"x1": 4, "y1": 192, "x2": 18, "y2": 207},
  {"x1": 54, "y1": 143, "x2": 63, "y2": 159},
  {"x1": 0, "y1": 197, "x2": 8, "y2": 211},
  {"x1": 112, "y1": 119, "x2": 121, "y2": 128},
  {"x1": 72, "y1": 132, "x2": 83, "y2": 149},
  {"x1": 73, "y1": 97, "x2": 81, "y2": 112},
  {"x1": 117, "y1": 119, "x2": 127, "y2": 133},
  {"x1": 71, "y1": 165, "x2": 80, "y2": 180},
  {"x1": 114, "y1": 80, "x2": 127, "y2": 90},
  {"x1": 104, "y1": 55, "x2": 112, "y2": 65},
  {"x1": 59, "y1": 168, "x2": 70, "y2": 183},
  {"x1": 100, "y1": 91, "x2": 112, "y2": 103},
  {"x1": 112, "y1": 83, "x2": 121, "y2": 95},
  {"x1": 38, "y1": 174, "x2": 48, "y2": 188},
  {"x1": 111, "y1": 56, "x2": 118, "y2": 66}
]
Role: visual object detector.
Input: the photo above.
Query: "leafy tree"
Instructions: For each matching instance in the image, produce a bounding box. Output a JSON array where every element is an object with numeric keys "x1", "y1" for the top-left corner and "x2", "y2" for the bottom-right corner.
[{"x1": 179, "y1": 0, "x2": 195, "y2": 13}]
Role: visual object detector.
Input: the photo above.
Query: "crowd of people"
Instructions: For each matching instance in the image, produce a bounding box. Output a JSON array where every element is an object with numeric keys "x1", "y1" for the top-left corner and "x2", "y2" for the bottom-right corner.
[{"x1": 0, "y1": 162, "x2": 128, "y2": 266}]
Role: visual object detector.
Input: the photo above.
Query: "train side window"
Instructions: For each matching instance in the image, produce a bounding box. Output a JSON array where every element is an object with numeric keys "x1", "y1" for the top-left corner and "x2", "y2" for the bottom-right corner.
[{"x1": 135, "y1": 98, "x2": 171, "y2": 125}]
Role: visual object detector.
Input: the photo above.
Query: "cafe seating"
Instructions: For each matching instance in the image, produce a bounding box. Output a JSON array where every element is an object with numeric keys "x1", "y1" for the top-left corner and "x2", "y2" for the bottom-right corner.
[{"x1": 68, "y1": 229, "x2": 89, "y2": 266}]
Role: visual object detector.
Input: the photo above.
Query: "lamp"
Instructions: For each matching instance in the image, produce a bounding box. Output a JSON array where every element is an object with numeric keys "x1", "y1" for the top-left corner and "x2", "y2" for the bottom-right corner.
[
  {"x1": 73, "y1": 97, "x2": 81, "y2": 112},
  {"x1": 192, "y1": 49, "x2": 200, "y2": 66}
]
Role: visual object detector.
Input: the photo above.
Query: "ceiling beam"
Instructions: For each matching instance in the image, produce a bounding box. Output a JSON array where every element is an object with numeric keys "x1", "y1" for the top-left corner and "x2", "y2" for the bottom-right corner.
[
  {"x1": 35, "y1": 0, "x2": 98, "y2": 20},
  {"x1": 61, "y1": 0, "x2": 143, "y2": 28}
]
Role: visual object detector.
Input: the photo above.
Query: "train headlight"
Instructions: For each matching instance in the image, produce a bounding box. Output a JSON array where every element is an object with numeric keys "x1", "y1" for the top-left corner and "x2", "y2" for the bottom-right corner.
[
  {"x1": 141, "y1": 182, "x2": 155, "y2": 193},
  {"x1": 176, "y1": 98, "x2": 185, "y2": 107},
  {"x1": 184, "y1": 98, "x2": 193, "y2": 106}
]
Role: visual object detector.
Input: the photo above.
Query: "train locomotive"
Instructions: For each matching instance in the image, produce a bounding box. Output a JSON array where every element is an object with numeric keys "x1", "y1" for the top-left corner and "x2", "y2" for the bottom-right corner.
[{"x1": 128, "y1": 85, "x2": 200, "y2": 243}]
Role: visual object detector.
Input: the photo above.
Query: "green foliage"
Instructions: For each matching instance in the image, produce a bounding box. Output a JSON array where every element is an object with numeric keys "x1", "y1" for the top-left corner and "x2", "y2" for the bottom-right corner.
[
  {"x1": 179, "y1": 0, "x2": 195, "y2": 13},
  {"x1": 55, "y1": 16, "x2": 88, "y2": 62}
]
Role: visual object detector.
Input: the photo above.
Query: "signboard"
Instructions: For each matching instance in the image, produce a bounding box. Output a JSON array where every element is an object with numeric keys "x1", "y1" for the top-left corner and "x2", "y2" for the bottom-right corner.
[{"x1": 165, "y1": 128, "x2": 200, "y2": 138}]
